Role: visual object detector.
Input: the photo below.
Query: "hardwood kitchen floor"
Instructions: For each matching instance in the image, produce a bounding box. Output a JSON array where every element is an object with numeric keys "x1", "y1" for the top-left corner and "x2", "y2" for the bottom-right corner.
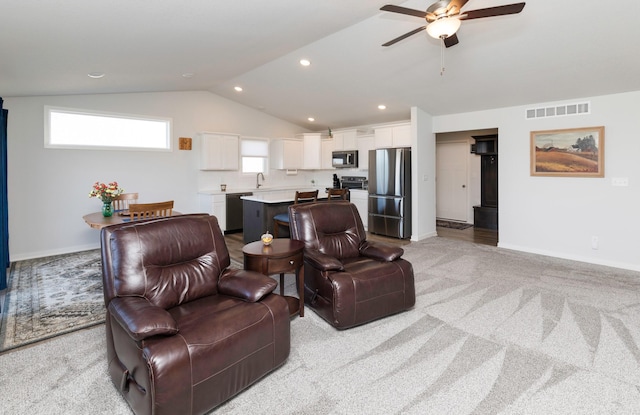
[{"x1": 224, "y1": 225, "x2": 497, "y2": 263}]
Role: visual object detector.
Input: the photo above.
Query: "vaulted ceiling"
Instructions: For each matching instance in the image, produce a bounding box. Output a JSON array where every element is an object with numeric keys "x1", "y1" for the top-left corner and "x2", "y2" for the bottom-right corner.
[{"x1": 2, "y1": 0, "x2": 640, "y2": 130}]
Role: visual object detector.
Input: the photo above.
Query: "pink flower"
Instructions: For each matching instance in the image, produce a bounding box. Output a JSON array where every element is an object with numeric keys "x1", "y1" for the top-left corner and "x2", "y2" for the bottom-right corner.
[{"x1": 89, "y1": 181, "x2": 124, "y2": 203}]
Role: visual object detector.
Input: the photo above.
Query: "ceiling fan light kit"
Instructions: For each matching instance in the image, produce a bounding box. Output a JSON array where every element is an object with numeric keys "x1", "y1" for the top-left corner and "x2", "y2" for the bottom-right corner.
[{"x1": 426, "y1": 17, "x2": 461, "y2": 39}]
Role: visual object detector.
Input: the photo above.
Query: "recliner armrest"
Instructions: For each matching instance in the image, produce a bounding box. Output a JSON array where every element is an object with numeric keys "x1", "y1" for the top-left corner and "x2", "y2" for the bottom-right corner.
[
  {"x1": 304, "y1": 249, "x2": 344, "y2": 271},
  {"x1": 359, "y1": 240, "x2": 404, "y2": 262},
  {"x1": 219, "y1": 269, "x2": 278, "y2": 302},
  {"x1": 108, "y1": 297, "x2": 178, "y2": 341}
]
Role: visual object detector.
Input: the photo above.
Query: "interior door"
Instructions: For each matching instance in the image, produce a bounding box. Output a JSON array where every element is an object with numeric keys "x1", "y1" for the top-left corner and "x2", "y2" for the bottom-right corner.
[{"x1": 436, "y1": 142, "x2": 468, "y2": 222}]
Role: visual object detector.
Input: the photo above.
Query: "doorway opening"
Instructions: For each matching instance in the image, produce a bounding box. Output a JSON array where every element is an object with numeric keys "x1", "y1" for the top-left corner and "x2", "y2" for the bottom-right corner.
[{"x1": 436, "y1": 128, "x2": 498, "y2": 246}]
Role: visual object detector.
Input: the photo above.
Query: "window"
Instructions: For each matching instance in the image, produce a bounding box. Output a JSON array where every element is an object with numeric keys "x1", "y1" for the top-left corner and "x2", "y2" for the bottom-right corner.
[
  {"x1": 45, "y1": 106, "x2": 172, "y2": 150},
  {"x1": 241, "y1": 138, "x2": 269, "y2": 173}
]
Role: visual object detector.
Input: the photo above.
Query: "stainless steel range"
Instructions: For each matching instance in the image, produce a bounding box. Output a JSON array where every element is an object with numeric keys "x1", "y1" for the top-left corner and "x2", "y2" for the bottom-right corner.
[{"x1": 340, "y1": 176, "x2": 368, "y2": 190}]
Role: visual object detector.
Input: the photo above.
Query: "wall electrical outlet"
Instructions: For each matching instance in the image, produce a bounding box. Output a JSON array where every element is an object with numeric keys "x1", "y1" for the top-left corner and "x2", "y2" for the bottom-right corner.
[{"x1": 591, "y1": 236, "x2": 599, "y2": 250}]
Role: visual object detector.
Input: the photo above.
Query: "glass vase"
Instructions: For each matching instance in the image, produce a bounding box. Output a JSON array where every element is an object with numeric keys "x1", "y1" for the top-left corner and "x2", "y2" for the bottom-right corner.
[{"x1": 102, "y1": 201, "x2": 113, "y2": 217}]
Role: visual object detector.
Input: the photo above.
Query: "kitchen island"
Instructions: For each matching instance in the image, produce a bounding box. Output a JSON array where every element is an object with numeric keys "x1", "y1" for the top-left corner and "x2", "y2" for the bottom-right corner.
[{"x1": 241, "y1": 189, "x2": 324, "y2": 243}]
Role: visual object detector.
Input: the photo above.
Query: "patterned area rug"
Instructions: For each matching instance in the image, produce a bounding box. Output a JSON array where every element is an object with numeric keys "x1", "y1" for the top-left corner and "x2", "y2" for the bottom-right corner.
[
  {"x1": 0, "y1": 249, "x2": 105, "y2": 352},
  {"x1": 0, "y1": 250, "x2": 245, "y2": 352},
  {"x1": 436, "y1": 219, "x2": 474, "y2": 230}
]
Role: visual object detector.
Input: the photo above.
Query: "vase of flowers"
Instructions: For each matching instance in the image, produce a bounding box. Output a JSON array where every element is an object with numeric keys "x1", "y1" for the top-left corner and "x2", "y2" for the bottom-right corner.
[{"x1": 89, "y1": 181, "x2": 124, "y2": 217}]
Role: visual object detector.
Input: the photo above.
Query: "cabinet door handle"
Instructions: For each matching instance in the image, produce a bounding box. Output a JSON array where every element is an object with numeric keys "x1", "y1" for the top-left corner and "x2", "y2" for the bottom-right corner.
[{"x1": 289, "y1": 260, "x2": 294, "y2": 265}]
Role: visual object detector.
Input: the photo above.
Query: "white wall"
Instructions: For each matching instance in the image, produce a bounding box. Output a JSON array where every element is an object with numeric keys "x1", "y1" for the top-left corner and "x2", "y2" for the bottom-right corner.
[
  {"x1": 433, "y1": 90, "x2": 640, "y2": 271},
  {"x1": 5, "y1": 91, "x2": 304, "y2": 260}
]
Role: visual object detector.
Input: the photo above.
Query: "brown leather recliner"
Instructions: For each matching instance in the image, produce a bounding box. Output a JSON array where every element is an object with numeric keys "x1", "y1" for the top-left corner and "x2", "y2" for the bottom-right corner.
[
  {"x1": 288, "y1": 202, "x2": 415, "y2": 329},
  {"x1": 100, "y1": 214, "x2": 290, "y2": 415}
]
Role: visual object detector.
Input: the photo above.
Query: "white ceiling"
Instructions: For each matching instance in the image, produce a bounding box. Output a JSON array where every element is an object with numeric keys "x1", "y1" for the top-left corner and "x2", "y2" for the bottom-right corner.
[{"x1": 2, "y1": 0, "x2": 640, "y2": 130}]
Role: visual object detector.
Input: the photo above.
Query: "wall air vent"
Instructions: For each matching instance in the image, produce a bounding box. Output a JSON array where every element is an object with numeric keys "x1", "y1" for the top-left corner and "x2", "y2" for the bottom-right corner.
[{"x1": 526, "y1": 101, "x2": 590, "y2": 120}]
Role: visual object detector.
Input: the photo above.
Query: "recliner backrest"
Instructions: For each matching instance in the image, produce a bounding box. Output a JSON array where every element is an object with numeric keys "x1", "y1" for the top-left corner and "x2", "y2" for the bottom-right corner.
[
  {"x1": 289, "y1": 202, "x2": 366, "y2": 259},
  {"x1": 101, "y1": 214, "x2": 229, "y2": 309}
]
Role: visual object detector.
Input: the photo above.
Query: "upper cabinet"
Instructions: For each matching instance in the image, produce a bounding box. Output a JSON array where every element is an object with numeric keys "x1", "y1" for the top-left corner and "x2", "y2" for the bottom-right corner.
[
  {"x1": 321, "y1": 138, "x2": 334, "y2": 170},
  {"x1": 472, "y1": 134, "x2": 498, "y2": 155},
  {"x1": 300, "y1": 133, "x2": 323, "y2": 170},
  {"x1": 200, "y1": 132, "x2": 239, "y2": 170},
  {"x1": 270, "y1": 139, "x2": 303, "y2": 170},
  {"x1": 356, "y1": 134, "x2": 374, "y2": 170},
  {"x1": 332, "y1": 129, "x2": 358, "y2": 151},
  {"x1": 374, "y1": 123, "x2": 411, "y2": 148}
]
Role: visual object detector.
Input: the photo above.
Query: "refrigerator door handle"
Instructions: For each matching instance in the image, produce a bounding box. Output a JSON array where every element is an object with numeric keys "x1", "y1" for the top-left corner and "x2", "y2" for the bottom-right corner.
[{"x1": 369, "y1": 194, "x2": 402, "y2": 200}]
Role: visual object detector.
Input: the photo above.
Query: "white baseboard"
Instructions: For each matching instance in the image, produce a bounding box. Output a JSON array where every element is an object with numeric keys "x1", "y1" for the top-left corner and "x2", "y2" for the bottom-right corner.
[
  {"x1": 498, "y1": 242, "x2": 640, "y2": 273},
  {"x1": 10, "y1": 243, "x2": 100, "y2": 263},
  {"x1": 411, "y1": 231, "x2": 438, "y2": 242}
]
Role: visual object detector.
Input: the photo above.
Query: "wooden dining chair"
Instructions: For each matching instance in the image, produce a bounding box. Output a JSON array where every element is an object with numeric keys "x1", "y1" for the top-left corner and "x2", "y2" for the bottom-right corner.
[
  {"x1": 273, "y1": 190, "x2": 318, "y2": 238},
  {"x1": 128, "y1": 200, "x2": 174, "y2": 221},
  {"x1": 327, "y1": 188, "x2": 349, "y2": 201},
  {"x1": 112, "y1": 192, "x2": 138, "y2": 213}
]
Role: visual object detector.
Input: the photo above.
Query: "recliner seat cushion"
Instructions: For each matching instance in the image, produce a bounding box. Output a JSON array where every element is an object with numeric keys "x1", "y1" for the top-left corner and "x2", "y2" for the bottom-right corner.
[{"x1": 167, "y1": 295, "x2": 280, "y2": 385}]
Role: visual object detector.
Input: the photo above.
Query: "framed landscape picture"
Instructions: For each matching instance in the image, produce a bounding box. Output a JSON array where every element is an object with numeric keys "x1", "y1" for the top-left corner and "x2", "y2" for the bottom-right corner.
[{"x1": 530, "y1": 126, "x2": 604, "y2": 177}]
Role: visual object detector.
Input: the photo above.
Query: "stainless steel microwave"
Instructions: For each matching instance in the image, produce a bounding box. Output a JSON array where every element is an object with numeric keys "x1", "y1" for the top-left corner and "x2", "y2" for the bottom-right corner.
[{"x1": 332, "y1": 150, "x2": 358, "y2": 168}]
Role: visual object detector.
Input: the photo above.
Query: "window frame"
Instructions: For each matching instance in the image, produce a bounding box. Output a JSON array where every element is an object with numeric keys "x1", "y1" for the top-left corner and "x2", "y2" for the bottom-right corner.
[{"x1": 44, "y1": 105, "x2": 173, "y2": 151}]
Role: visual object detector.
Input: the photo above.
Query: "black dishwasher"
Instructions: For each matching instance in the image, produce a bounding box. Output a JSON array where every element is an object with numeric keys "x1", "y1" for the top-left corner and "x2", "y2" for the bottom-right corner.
[{"x1": 225, "y1": 192, "x2": 253, "y2": 233}]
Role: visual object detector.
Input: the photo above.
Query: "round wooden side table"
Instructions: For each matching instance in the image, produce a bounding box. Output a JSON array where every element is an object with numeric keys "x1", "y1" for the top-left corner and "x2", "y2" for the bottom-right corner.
[{"x1": 242, "y1": 239, "x2": 305, "y2": 317}]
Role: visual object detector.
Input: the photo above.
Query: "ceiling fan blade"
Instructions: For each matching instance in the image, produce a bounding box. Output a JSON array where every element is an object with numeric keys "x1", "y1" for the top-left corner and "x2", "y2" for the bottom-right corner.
[
  {"x1": 459, "y1": 2, "x2": 525, "y2": 20},
  {"x1": 382, "y1": 26, "x2": 426, "y2": 47},
  {"x1": 444, "y1": 33, "x2": 459, "y2": 48},
  {"x1": 447, "y1": 0, "x2": 470, "y2": 15},
  {"x1": 380, "y1": 4, "x2": 427, "y2": 19}
]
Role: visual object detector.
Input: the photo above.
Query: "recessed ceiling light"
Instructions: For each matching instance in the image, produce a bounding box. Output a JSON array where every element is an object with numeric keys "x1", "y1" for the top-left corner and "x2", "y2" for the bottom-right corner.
[
  {"x1": 378, "y1": 104, "x2": 387, "y2": 110},
  {"x1": 300, "y1": 59, "x2": 311, "y2": 67},
  {"x1": 87, "y1": 72, "x2": 105, "y2": 79},
  {"x1": 234, "y1": 86, "x2": 243, "y2": 92},
  {"x1": 308, "y1": 117, "x2": 315, "y2": 122},
  {"x1": 182, "y1": 72, "x2": 194, "y2": 79}
]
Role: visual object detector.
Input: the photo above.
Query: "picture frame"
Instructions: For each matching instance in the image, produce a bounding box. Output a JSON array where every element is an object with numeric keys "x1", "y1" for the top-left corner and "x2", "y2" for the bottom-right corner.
[{"x1": 530, "y1": 126, "x2": 604, "y2": 177}]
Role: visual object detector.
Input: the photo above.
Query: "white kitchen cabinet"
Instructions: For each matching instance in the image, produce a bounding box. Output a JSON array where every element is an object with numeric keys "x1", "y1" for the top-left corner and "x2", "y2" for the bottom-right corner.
[
  {"x1": 199, "y1": 132, "x2": 239, "y2": 170},
  {"x1": 332, "y1": 129, "x2": 358, "y2": 151},
  {"x1": 301, "y1": 133, "x2": 322, "y2": 169},
  {"x1": 374, "y1": 123, "x2": 411, "y2": 149},
  {"x1": 321, "y1": 138, "x2": 334, "y2": 169},
  {"x1": 270, "y1": 139, "x2": 303, "y2": 170},
  {"x1": 356, "y1": 134, "x2": 374, "y2": 170},
  {"x1": 199, "y1": 194, "x2": 226, "y2": 231},
  {"x1": 349, "y1": 189, "x2": 369, "y2": 231}
]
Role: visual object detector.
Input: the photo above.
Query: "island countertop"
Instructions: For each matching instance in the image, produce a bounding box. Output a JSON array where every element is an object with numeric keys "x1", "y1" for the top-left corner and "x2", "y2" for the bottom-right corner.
[
  {"x1": 241, "y1": 188, "x2": 322, "y2": 204},
  {"x1": 198, "y1": 184, "x2": 332, "y2": 196}
]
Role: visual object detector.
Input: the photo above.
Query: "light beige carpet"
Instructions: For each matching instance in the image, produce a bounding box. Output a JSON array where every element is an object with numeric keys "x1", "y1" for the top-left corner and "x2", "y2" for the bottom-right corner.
[{"x1": 1, "y1": 237, "x2": 639, "y2": 414}]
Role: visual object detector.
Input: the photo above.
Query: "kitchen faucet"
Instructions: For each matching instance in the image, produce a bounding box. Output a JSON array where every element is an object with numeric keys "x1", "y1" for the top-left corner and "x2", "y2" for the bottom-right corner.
[{"x1": 256, "y1": 172, "x2": 265, "y2": 188}]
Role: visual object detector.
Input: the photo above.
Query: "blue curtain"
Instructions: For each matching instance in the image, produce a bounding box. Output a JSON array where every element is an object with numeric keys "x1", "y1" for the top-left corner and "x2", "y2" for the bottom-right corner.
[{"x1": 0, "y1": 97, "x2": 8, "y2": 290}]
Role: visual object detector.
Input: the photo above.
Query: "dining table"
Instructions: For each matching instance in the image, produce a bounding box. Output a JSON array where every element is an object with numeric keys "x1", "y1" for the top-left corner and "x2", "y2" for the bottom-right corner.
[{"x1": 82, "y1": 210, "x2": 183, "y2": 230}]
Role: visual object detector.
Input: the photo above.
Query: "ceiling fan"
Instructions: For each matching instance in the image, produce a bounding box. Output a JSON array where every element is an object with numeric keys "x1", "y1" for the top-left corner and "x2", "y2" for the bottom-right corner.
[{"x1": 381, "y1": 0, "x2": 526, "y2": 48}]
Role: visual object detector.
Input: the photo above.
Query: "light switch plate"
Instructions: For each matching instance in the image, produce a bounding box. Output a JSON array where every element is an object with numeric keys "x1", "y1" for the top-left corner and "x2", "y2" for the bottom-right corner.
[{"x1": 611, "y1": 177, "x2": 629, "y2": 186}]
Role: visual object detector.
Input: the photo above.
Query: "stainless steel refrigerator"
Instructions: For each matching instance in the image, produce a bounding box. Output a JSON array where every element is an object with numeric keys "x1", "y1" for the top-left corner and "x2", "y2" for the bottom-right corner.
[{"x1": 368, "y1": 148, "x2": 411, "y2": 239}]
